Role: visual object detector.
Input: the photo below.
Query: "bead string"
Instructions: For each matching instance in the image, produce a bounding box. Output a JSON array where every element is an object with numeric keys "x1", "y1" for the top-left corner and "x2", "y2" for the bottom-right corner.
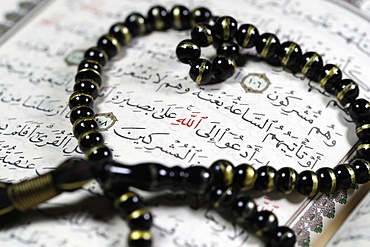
[{"x1": 68, "y1": 5, "x2": 370, "y2": 247}]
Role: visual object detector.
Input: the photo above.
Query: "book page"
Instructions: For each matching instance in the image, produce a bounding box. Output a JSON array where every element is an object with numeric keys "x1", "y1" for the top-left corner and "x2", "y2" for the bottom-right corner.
[{"x1": 0, "y1": 0, "x2": 369, "y2": 246}]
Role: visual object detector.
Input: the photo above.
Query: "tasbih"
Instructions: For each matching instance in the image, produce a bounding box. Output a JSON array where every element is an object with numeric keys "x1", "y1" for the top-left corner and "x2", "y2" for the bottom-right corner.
[{"x1": 1, "y1": 4, "x2": 370, "y2": 247}]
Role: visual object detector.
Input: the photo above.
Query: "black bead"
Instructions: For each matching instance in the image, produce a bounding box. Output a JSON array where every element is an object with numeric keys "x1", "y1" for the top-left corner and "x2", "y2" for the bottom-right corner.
[
  {"x1": 333, "y1": 164, "x2": 356, "y2": 189},
  {"x1": 356, "y1": 137, "x2": 370, "y2": 159},
  {"x1": 266, "y1": 226, "x2": 296, "y2": 247},
  {"x1": 125, "y1": 13, "x2": 150, "y2": 36},
  {"x1": 78, "y1": 59, "x2": 102, "y2": 74},
  {"x1": 128, "y1": 209, "x2": 153, "y2": 230},
  {"x1": 78, "y1": 130, "x2": 104, "y2": 153},
  {"x1": 350, "y1": 158, "x2": 370, "y2": 184},
  {"x1": 348, "y1": 98, "x2": 370, "y2": 123},
  {"x1": 318, "y1": 64, "x2": 342, "y2": 94},
  {"x1": 233, "y1": 164, "x2": 257, "y2": 190},
  {"x1": 276, "y1": 41, "x2": 302, "y2": 73},
  {"x1": 231, "y1": 196, "x2": 257, "y2": 226},
  {"x1": 254, "y1": 166, "x2": 277, "y2": 193},
  {"x1": 69, "y1": 92, "x2": 94, "y2": 109},
  {"x1": 86, "y1": 144, "x2": 113, "y2": 165},
  {"x1": 275, "y1": 167, "x2": 298, "y2": 194},
  {"x1": 191, "y1": 23, "x2": 213, "y2": 47},
  {"x1": 72, "y1": 117, "x2": 98, "y2": 138},
  {"x1": 209, "y1": 160, "x2": 234, "y2": 187},
  {"x1": 171, "y1": 5, "x2": 191, "y2": 30},
  {"x1": 250, "y1": 210, "x2": 278, "y2": 237},
  {"x1": 217, "y1": 41, "x2": 240, "y2": 60},
  {"x1": 84, "y1": 47, "x2": 108, "y2": 66},
  {"x1": 212, "y1": 56, "x2": 236, "y2": 81},
  {"x1": 128, "y1": 230, "x2": 152, "y2": 247},
  {"x1": 184, "y1": 166, "x2": 214, "y2": 194},
  {"x1": 189, "y1": 58, "x2": 213, "y2": 85},
  {"x1": 109, "y1": 23, "x2": 131, "y2": 46},
  {"x1": 296, "y1": 171, "x2": 319, "y2": 197},
  {"x1": 147, "y1": 6, "x2": 171, "y2": 31},
  {"x1": 69, "y1": 105, "x2": 95, "y2": 124},
  {"x1": 75, "y1": 68, "x2": 102, "y2": 86},
  {"x1": 73, "y1": 79, "x2": 99, "y2": 99},
  {"x1": 235, "y1": 24, "x2": 259, "y2": 48},
  {"x1": 213, "y1": 16, "x2": 238, "y2": 41},
  {"x1": 168, "y1": 166, "x2": 187, "y2": 191},
  {"x1": 255, "y1": 33, "x2": 280, "y2": 59},
  {"x1": 114, "y1": 191, "x2": 143, "y2": 218},
  {"x1": 356, "y1": 119, "x2": 370, "y2": 139},
  {"x1": 333, "y1": 79, "x2": 359, "y2": 106},
  {"x1": 191, "y1": 7, "x2": 212, "y2": 25},
  {"x1": 176, "y1": 39, "x2": 201, "y2": 64},
  {"x1": 210, "y1": 186, "x2": 237, "y2": 209},
  {"x1": 301, "y1": 51, "x2": 323, "y2": 82},
  {"x1": 316, "y1": 167, "x2": 337, "y2": 193},
  {"x1": 97, "y1": 34, "x2": 120, "y2": 59}
]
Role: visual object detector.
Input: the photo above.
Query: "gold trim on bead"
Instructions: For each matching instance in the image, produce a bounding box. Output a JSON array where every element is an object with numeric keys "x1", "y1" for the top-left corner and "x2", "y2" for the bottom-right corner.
[
  {"x1": 78, "y1": 129, "x2": 100, "y2": 146},
  {"x1": 327, "y1": 169, "x2": 337, "y2": 193},
  {"x1": 196, "y1": 60, "x2": 208, "y2": 85},
  {"x1": 116, "y1": 23, "x2": 132, "y2": 44},
  {"x1": 127, "y1": 209, "x2": 150, "y2": 221},
  {"x1": 242, "y1": 165, "x2": 257, "y2": 190},
  {"x1": 285, "y1": 169, "x2": 297, "y2": 194},
  {"x1": 221, "y1": 17, "x2": 230, "y2": 41},
  {"x1": 281, "y1": 43, "x2": 297, "y2": 67},
  {"x1": 343, "y1": 164, "x2": 356, "y2": 189},
  {"x1": 301, "y1": 53, "x2": 319, "y2": 75},
  {"x1": 242, "y1": 26, "x2": 255, "y2": 48},
  {"x1": 85, "y1": 144, "x2": 108, "y2": 160},
  {"x1": 261, "y1": 36, "x2": 273, "y2": 58},
  {"x1": 104, "y1": 34, "x2": 121, "y2": 54},
  {"x1": 129, "y1": 230, "x2": 152, "y2": 241},
  {"x1": 213, "y1": 187, "x2": 232, "y2": 208},
  {"x1": 77, "y1": 68, "x2": 102, "y2": 78},
  {"x1": 69, "y1": 92, "x2": 94, "y2": 105},
  {"x1": 113, "y1": 191, "x2": 137, "y2": 209},
  {"x1": 173, "y1": 7, "x2": 182, "y2": 30},
  {"x1": 320, "y1": 66, "x2": 339, "y2": 88},
  {"x1": 262, "y1": 167, "x2": 276, "y2": 193},
  {"x1": 356, "y1": 124, "x2": 370, "y2": 135},
  {"x1": 309, "y1": 172, "x2": 319, "y2": 197},
  {"x1": 219, "y1": 161, "x2": 234, "y2": 187},
  {"x1": 356, "y1": 144, "x2": 370, "y2": 152},
  {"x1": 72, "y1": 116, "x2": 96, "y2": 134},
  {"x1": 337, "y1": 82, "x2": 355, "y2": 101}
]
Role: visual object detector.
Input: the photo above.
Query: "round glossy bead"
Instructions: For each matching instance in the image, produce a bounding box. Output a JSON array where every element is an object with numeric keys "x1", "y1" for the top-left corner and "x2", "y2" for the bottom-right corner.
[
  {"x1": 147, "y1": 6, "x2": 171, "y2": 31},
  {"x1": 72, "y1": 117, "x2": 98, "y2": 138},
  {"x1": 84, "y1": 47, "x2": 108, "y2": 66},
  {"x1": 128, "y1": 230, "x2": 152, "y2": 247},
  {"x1": 316, "y1": 167, "x2": 337, "y2": 193},
  {"x1": 70, "y1": 105, "x2": 95, "y2": 124},
  {"x1": 254, "y1": 166, "x2": 277, "y2": 193},
  {"x1": 69, "y1": 92, "x2": 94, "y2": 109},
  {"x1": 348, "y1": 98, "x2": 370, "y2": 123},
  {"x1": 191, "y1": 7, "x2": 212, "y2": 25},
  {"x1": 275, "y1": 167, "x2": 298, "y2": 194},
  {"x1": 168, "y1": 166, "x2": 187, "y2": 190},
  {"x1": 86, "y1": 144, "x2": 113, "y2": 165},
  {"x1": 350, "y1": 158, "x2": 370, "y2": 183},
  {"x1": 78, "y1": 59, "x2": 102, "y2": 74},
  {"x1": 209, "y1": 160, "x2": 234, "y2": 187},
  {"x1": 356, "y1": 120, "x2": 370, "y2": 139},
  {"x1": 266, "y1": 226, "x2": 296, "y2": 247},
  {"x1": 231, "y1": 196, "x2": 257, "y2": 226},
  {"x1": 250, "y1": 210, "x2": 278, "y2": 237},
  {"x1": 175, "y1": 39, "x2": 201, "y2": 64},
  {"x1": 318, "y1": 64, "x2": 342, "y2": 94},
  {"x1": 212, "y1": 56, "x2": 236, "y2": 81},
  {"x1": 127, "y1": 209, "x2": 153, "y2": 230},
  {"x1": 296, "y1": 171, "x2": 319, "y2": 197},
  {"x1": 189, "y1": 58, "x2": 213, "y2": 85},
  {"x1": 171, "y1": 5, "x2": 191, "y2": 30},
  {"x1": 78, "y1": 130, "x2": 104, "y2": 153},
  {"x1": 97, "y1": 34, "x2": 120, "y2": 59},
  {"x1": 125, "y1": 13, "x2": 150, "y2": 37},
  {"x1": 333, "y1": 79, "x2": 359, "y2": 106},
  {"x1": 210, "y1": 186, "x2": 237, "y2": 209},
  {"x1": 191, "y1": 23, "x2": 213, "y2": 47},
  {"x1": 109, "y1": 23, "x2": 131, "y2": 46},
  {"x1": 73, "y1": 79, "x2": 99, "y2": 99},
  {"x1": 114, "y1": 191, "x2": 143, "y2": 218},
  {"x1": 235, "y1": 24, "x2": 259, "y2": 48},
  {"x1": 217, "y1": 41, "x2": 240, "y2": 60},
  {"x1": 213, "y1": 16, "x2": 238, "y2": 41},
  {"x1": 255, "y1": 33, "x2": 280, "y2": 59},
  {"x1": 184, "y1": 166, "x2": 213, "y2": 194},
  {"x1": 233, "y1": 164, "x2": 257, "y2": 190},
  {"x1": 301, "y1": 51, "x2": 323, "y2": 82},
  {"x1": 276, "y1": 41, "x2": 302, "y2": 73},
  {"x1": 357, "y1": 137, "x2": 370, "y2": 159},
  {"x1": 75, "y1": 68, "x2": 102, "y2": 86},
  {"x1": 333, "y1": 164, "x2": 356, "y2": 189}
]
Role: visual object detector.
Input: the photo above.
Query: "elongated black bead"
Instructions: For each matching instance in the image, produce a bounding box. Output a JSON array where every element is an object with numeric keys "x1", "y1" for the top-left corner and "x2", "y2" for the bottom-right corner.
[
  {"x1": 316, "y1": 167, "x2": 337, "y2": 193},
  {"x1": 125, "y1": 13, "x2": 150, "y2": 36},
  {"x1": 333, "y1": 79, "x2": 359, "y2": 106},
  {"x1": 213, "y1": 16, "x2": 238, "y2": 41},
  {"x1": 217, "y1": 41, "x2": 239, "y2": 60},
  {"x1": 254, "y1": 166, "x2": 277, "y2": 193},
  {"x1": 333, "y1": 164, "x2": 356, "y2": 189},
  {"x1": 114, "y1": 191, "x2": 144, "y2": 218},
  {"x1": 78, "y1": 59, "x2": 102, "y2": 74},
  {"x1": 97, "y1": 34, "x2": 120, "y2": 59},
  {"x1": 319, "y1": 64, "x2": 342, "y2": 94},
  {"x1": 210, "y1": 160, "x2": 234, "y2": 187},
  {"x1": 348, "y1": 98, "x2": 370, "y2": 123},
  {"x1": 75, "y1": 68, "x2": 102, "y2": 86},
  {"x1": 109, "y1": 23, "x2": 131, "y2": 46},
  {"x1": 189, "y1": 58, "x2": 213, "y2": 85},
  {"x1": 73, "y1": 79, "x2": 99, "y2": 99},
  {"x1": 266, "y1": 226, "x2": 296, "y2": 247},
  {"x1": 147, "y1": 6, "x2": 171, "y2": 31},
  {"x1": 85, "y1": 144, "x2": 113, "y2": 165},
  {"x1": 128, "y1": 230, "x2": 152, "y2": 247},
  {"x1": 78, "y1": 130, "x2": 104, "y2": 153},
  {"x1": 275, "y1": 167, "x2": 297, "y2": 194},
  {"x1": 191, "y1": 23, "x2": 213, "y2": 47},
  {"x1": 212, "y1": 56, "x2": 236, "y2": 81},
  {"x1": 236, "y1": 23, "x2": 259, "y2": 48},
  {"x1": 301, "y1": 51, "x2": 323, "y2": 82},
  {"x1": 184, "y1": 166, "x2": 214, "y2": 194},
  {"x1": 72, "y1": 117, "x2": 98, "y2": 138},
  {"x1": 69, "y1": 92, "x2": 94, "y2": 109},
  {"x1": 356, "y1": 120, "x2": 370, "y2": 139},
  {"x1": 350, "y1": 158, "x2": 370, "y2": 183},
  {"x1": 176, "y1": 39, "x2": 201, "y2": 64},
  {"x1": 191, "y1": 7, "x2": 212, "y2": 25},
  {"x1": 69, "y1": 105, "x2": 95, "y2": 124},
  {"x1": 250, "y1": 210, "x2": 278, "y2": 237},
  {"x1": 233, "y1": 164, "x2": 257, "y2": 190},
  {"x1": 231, "y1": 196, "x2": 257, "y2": 226},
  {"x1": 84, "y1": 47, "x2": 108, "y2": 66},
  {"x1": 296, "y1": 171, "x2": 319, "y2": 197},
  {"x1": 171, "y1": 5, "x2": 191, "y2": 30},
  {"x1": 255, "y1": 33, "x2": 280, "y2": 59},
  {"x1": 128, "y1": 209, "x2": 153, "y2": 230},
  {"x1": 276, "y1": 41, "x2": 302, "y2": 73},
  {"x1": 210, "y1": 186, "x2": 237, "y2": 209}
]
